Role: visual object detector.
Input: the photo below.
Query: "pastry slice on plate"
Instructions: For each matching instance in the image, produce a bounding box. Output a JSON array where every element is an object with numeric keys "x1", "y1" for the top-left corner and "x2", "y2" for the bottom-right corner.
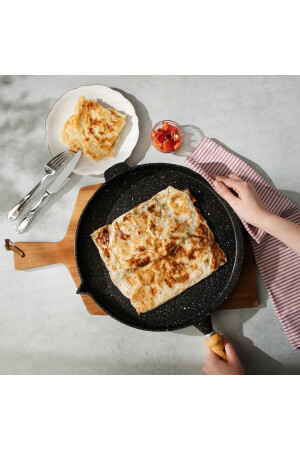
[{"x1": 61, "y1": 95, "x2": 126, "y2": 161}]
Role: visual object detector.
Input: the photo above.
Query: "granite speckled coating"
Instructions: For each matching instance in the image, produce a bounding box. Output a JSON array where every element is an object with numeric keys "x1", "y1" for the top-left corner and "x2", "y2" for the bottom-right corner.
[{"x1": 76, "y1": 163, "x2": 244, "y2": 332}]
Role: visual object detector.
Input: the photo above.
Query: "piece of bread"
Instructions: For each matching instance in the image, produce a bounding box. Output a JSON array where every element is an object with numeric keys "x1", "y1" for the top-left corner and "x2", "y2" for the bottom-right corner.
[
  {"x1": 61, "y1": 95, "x2": 126, "y2": 161},
  {"x1": 91, "y1": 187, "x2": 227, "y2": 314}
]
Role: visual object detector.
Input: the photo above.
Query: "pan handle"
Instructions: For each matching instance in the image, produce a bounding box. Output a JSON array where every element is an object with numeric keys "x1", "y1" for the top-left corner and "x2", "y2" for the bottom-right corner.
[
  {"x1": 104, "y1": 162, "x2": 131, "y2": 182},
  {"x1": 194, "y1": 316, "x2": 227, "y2": 361},
  {"x1": 205, "y1": 332, "x2": 227, "y2": 361}
]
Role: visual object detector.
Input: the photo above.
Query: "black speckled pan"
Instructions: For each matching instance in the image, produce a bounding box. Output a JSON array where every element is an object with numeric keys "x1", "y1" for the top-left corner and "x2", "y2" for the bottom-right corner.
[{"x1": 75, "y1": 162, "x2": 244, "y2": 336}]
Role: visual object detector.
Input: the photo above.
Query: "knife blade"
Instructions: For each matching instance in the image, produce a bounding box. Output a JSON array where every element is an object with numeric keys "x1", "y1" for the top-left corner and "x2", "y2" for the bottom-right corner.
[
  {"x1": 47, "y1": 150, "x2": 81, "y2": 194},
  {"x1": 15, "y1": 151, "x2": 81, "y2": 233}
]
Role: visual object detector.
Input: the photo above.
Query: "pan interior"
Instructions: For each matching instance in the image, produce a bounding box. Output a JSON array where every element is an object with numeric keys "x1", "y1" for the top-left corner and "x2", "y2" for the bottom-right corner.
[{"x1": 75, "y1": 164, "x2": 241, "y2": 331}]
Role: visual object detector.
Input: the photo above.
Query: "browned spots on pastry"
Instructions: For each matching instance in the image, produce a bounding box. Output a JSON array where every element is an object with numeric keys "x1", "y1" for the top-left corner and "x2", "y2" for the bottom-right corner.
[
  {"x1": 210, "y1": 254, "x2": 217, "y2": 270},
  {"x1": 102, "y1": 248, "x2": 110, "y2": 259},
  {"x1": 147, "y1": 203, "x2": 156, "y2": 213},
  {"x1": 155, "y1": 276, "x2": 162, "y2": 289},
  {"x1": 132, "y1": 287, "x2": 146, "y2": 304},
  {"x1": 187, "y1": 247, "x2": 204, "y2": 260},
  {"x1": 164, "y1": 278, "x2": 173, "y2": 288},
  {"x1": 126, "y1": 256, "x2": 150, "y2": 268},
  {"x1": 165, "y1": 240, "x2": 177, "y2": 253},
  {"x1": 150, "y1": 286, "x2": 157, "y2": 297},
  {"x1": 136, "y1": 269, "x2": 155, "y2": 286},
  {"x1": 90, "y1": 119, "x2": 102, "y2": 126},
  {"x1": 132, "y1": 286, "x2": 155, "y2": 313},
  {"x1": 135, "y1": 246, "x2": 145, "y2": 252},
  {"x1": 170, "y1": 194, "x2": 190, "y2": 215},
  {"x1": 171, "y1": 245, "x2": 185, "y2": 258},
  {"x1": 177, "y1": 273, "x2": 190, "y2": 283},
  {"x1": 118, "y1": 229, "x2": 130, "y2": 240},
  {"x1": 115, "y1": 222, "x2": 130, "y2": 240},
  {"x1": 153, "y1": 240, "x2": 165, "y2": 258},
  {"x1": 190, "y1": 236, "x2": 206, "y2": 247},
  {"x1": 138, "y1": 256, "x2": 151, "y2": 267},
  {"x1": 159, "y1": 257, "x2": 190, "y2": 288},
  {"x1": 170, "y1": 194, "x2": 180, "y2": 205},
  {"x1": 126, "y1": 275, "x2": 135, "y2": 286},
  {"x1": 147, "y1": 203, "x2": 162, "y2": 218},
  {"x1": 170, "y1": 218, "x2": 183, "y2": 234},
  {"x1": 96, "y1": 226, "x2": 109, "y2": 246},
  {"x1": 145, "y1": 235, "x2": 155, "y2": 247},
  {"x1": 171, "y1": 241, "x2": 205, "y2": 261},
  {"x1": 195, "y1": 223, "x2": 208, "y2": 236},
  {"x1": 149, "y1": 220, "x2": 163, "y2": 236}
]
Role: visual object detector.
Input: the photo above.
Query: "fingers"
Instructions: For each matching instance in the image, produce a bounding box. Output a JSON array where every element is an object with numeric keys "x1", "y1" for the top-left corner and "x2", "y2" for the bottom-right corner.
[
  {"x1": 221, "y1": 335, "x2": 239, "y2": 362},
  {"x1": 213, "y1": 180, "x2": 239, "y2": 207},
  {"x1": 228, "y1": 174, "x2": 243, "y2": 181},
  {"x1": 208, "y1": 173, "x2": 243, "y2": 182},
  {"x1": 213, "y1": 175, "x2": 244, "y2": 192}
]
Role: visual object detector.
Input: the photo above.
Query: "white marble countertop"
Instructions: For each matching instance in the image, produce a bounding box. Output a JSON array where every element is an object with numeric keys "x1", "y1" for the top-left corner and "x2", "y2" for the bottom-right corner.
[{"x1": 1, "y1": 75, "x2": 300, "y2": 374}]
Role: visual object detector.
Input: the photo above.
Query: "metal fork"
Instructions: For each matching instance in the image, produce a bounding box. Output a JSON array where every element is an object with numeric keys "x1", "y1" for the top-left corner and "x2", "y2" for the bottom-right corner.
[{"x1": 8, "y1": 151, "x2": 72, "y2": 221}]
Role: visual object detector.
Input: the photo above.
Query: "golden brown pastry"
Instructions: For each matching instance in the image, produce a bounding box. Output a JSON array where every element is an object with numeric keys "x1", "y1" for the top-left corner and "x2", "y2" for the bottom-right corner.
[
  {"x1": 91, "y1": 187, "x2": 227, "y2": 314},
  {"x1": 61, "y1": 95, "x2": 126, "y2": 161}
]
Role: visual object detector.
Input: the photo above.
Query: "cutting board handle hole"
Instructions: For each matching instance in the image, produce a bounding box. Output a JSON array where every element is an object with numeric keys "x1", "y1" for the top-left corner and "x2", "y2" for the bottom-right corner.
[{"x1": 4, "y1": 239, "x2": 25, "y2": 258}]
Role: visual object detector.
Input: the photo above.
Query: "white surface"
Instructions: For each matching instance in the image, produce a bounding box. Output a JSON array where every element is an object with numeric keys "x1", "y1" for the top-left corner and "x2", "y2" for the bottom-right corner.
[
  {"x1": 46, "y1": 84, "x2": 139, "y2": 175},
  {"x1": 1, "y1": 75, "x2": 300, "y2": 374}
]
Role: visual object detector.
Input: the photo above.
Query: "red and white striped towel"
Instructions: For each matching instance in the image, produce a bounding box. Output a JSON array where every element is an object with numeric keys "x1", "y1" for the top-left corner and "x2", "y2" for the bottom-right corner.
[{"x1": 185, "y1": 137, "x2": 300, "y2": 349}]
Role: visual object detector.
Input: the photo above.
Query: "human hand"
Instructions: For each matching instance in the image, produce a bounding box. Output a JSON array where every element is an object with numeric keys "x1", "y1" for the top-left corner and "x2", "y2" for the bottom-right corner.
[
  {"x1": 203, "y1": 335, "x2": 246, "y2": 375},
  {"x1": 211, "y1": 174, "x2": 271, "y2": 228}
]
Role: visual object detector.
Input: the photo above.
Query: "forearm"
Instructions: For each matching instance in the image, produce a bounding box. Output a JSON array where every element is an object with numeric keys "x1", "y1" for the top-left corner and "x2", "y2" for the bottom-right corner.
[{"x1": 258, "y1": 212, "x2": 300, "y2": 256}]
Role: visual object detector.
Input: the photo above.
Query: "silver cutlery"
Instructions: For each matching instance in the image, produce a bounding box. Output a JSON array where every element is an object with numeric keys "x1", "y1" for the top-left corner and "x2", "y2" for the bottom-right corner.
[
  {"x1": 8, "y1": 151, "x2": 72, "y2": 221},
  {"x1": 15, "y1": 150, "x2": 81, "y2": 233}
]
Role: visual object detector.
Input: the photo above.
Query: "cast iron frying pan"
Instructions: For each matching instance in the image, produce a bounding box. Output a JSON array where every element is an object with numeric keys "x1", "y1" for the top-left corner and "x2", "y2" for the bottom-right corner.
[{"x1": 75, "y1": 163, "x2": 244, "y2": 359}]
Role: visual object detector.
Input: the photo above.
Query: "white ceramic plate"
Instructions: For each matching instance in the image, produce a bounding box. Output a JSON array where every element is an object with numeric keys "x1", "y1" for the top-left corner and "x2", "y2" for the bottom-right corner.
[{"x1": 45, "y1": 85, "x2": 139, "y2": 176}]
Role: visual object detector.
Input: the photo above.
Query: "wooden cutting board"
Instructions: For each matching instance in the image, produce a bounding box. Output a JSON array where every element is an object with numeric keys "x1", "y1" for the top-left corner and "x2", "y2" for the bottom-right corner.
[{"x1": 10, "y1": 184, "x2": 258, "y2": 314}]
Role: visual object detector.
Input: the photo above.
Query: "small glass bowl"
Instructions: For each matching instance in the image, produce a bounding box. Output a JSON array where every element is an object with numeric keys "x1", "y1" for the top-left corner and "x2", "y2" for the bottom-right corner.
[{"x1": 151, "y1": 120, "x2": 184, "y2": 153}]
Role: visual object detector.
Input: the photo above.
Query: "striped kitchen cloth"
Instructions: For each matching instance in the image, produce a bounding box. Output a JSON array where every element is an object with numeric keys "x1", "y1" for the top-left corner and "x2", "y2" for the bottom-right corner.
[{"x1": 185, "y1": 137, "x2": 300, "y2": 349}]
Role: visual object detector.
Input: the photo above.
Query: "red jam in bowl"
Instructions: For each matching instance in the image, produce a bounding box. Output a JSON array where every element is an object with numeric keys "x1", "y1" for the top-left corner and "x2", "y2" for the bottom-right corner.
[{"x1": 151, "y1": 120, "x2": 184, "y2": 153}]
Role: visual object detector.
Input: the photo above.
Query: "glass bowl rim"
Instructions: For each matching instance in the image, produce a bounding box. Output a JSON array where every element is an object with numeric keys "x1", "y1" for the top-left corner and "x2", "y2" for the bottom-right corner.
[{"x1": 151, "y1": 120, "x2": 184, "y2": 137}]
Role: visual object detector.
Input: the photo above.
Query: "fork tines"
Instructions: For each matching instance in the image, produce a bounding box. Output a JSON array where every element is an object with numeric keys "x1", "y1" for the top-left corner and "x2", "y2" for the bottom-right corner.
[{"x1": 48, "y1": 151, "x2": 71, "y2": 169}]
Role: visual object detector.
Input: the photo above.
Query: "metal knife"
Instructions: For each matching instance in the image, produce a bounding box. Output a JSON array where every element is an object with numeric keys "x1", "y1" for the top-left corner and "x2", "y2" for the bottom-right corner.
[{"x1": 15, "y1": 150, "x2": 81, "y2": 233}]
